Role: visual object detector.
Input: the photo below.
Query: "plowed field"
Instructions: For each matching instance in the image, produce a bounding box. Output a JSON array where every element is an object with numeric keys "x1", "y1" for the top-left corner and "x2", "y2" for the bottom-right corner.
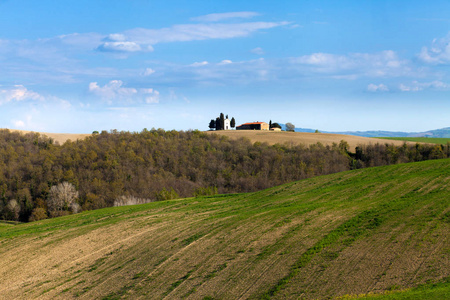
[{"x1": 1, "y1": 160, "x2": 449, "y2": 299}]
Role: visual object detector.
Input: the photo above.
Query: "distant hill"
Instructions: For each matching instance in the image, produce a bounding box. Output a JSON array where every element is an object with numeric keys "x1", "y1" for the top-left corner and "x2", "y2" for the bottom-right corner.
[
  {"x1": 279, "y1": 124, "x2": 450, "y2": 138},
  {"x1": 1, "y1": 159, "x2": 449, "y2": 299},
  {"x1": 328, "y1": 127, "x2": 450, "y2": 138}
]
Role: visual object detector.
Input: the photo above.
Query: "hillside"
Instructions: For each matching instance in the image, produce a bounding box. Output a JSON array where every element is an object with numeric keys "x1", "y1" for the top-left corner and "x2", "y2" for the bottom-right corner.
[
  {"x1": 205, "y1": 130, "x2": 417, "y2": 151},
  {"x1": 4, "y1": 128, "x2": 420, "y2": 148},
  {"x1": 1, "y1": 159, "x2": 449, "y2": 299}
]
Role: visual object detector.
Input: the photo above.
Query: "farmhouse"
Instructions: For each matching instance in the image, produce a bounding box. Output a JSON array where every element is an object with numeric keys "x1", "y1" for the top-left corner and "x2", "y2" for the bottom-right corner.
[{"x1": 236, "y1": 122, "x2": 269, "y2": 130}]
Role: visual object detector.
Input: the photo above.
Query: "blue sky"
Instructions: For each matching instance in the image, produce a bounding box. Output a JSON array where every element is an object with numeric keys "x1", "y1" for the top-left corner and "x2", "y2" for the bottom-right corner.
[{"x1": 1, "y1": 0, "x2": 449, "y2": 133}]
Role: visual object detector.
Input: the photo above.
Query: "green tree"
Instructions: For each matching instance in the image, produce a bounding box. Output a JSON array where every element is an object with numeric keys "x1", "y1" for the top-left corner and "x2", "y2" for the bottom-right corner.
[
  {"x1": 209, "y1": 119, "x2": 216, "y2": 130},
  {"x1": 269, "y1": 120, "x2": 272, "y2": 128},
  {"x1": 215, "y1": 117, "x2": 221, "y2": 130},
  {"x1": 29, "y1": 207, "x2": 48, "y2": 222},
  {"x1": 219, "y1": 113, "x2": 225, "y2": 130},
  {"x1": 230, "y1": 117, "x2": 236, "y2": 129},
  {"x1": 272, "y1": 123, "x2": 282, "y2": 129}
]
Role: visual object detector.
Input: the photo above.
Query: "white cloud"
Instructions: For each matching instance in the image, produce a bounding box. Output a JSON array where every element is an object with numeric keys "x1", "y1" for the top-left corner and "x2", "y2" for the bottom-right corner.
[
  {"x1": 124, "y1": 22, "x2": 289, "y2": 44},
  {"x1": 88, "y1": 80, "x2": 159, "y2": 104},
  {"x1": 97, "y1": 41, "x2": 153, "y2": 53},
  {"x1": 107, "y1": 33, "x2": 127, "y2": 41},
  {"x1": 58, "y1": 32, "x2": 104, "y2": 48},
  {"x1": 11, "y1": 114, "x2": 37, "y2": 130},
  {"x1": 218, "y1": 60, "x2": 233, "y2": 65},
  {"x1": 399, "y1": 80, "x2": 450, "y2": 92},
  {"x1": 191, "y1": 12, "x2": 260, "y2": 22},
  {"x1": 99, "y1": 21, "x2": 289, "y2": 53},
  {"x1": 367, "y1": 83, "x2": 389, "y2": 92},
  {"x1": 418, "y1": 33, "x2": 450, "y2": 64},
  {"x1": 13, "y1": 120, "x2": 25, "y2": 128},
  {"x1": 190, "y1": 61, "x2": 209, "y2": 67},
  {"x1": 0, "y1": 85, "x2": 43, "y2": 104},
  {"x1": 1, "y1": 18, "x2": 289, "y2": 66},
  {"x1": 89, "y1": 80, "x2": 137, "y2": 99},
  {"x1": 143, "y1": 89, "x2": 160, "y2": 104},
  {"x1": 142, "y1": 68, "x2": 156, "y2": 76},
  {"x1": 291, "y1": 50, "x2": 412, "y2": 78},
  {"x1": 251, "y1": 47, "x2": 265, "y2": 55}
]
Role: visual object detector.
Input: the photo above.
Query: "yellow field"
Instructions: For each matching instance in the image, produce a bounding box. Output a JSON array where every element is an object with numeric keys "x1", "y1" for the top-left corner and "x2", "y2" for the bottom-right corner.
[
  {"x1": 5, "y1": 129, "x2": 91, "y2": 144},
  {"x1": 205, "y1": 130, "x2": 416, "y2": 151}
]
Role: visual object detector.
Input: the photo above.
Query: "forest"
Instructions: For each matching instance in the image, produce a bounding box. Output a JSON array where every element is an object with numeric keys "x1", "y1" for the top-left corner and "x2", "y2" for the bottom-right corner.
[{"x1": 0, "y1": 128, "x2": 449, "y2": 222}]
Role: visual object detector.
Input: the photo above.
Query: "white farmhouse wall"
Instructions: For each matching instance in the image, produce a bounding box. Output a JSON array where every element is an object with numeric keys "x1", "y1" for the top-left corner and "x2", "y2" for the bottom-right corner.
[{"x1": 224, "y1": 119, "x2": 231, "y2": 130}]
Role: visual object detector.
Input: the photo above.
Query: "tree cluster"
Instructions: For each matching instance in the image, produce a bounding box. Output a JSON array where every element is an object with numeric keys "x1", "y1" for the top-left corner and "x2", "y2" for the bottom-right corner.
[
  {"x1": 269, "y1": 120, "x2": 282, "y2": 129},
  {"x1": 209, "y1": 113, "x2": 235, "y2": 130},
  {"x1": 0, "y1": 129, "x2": 448, "y2": 222}
]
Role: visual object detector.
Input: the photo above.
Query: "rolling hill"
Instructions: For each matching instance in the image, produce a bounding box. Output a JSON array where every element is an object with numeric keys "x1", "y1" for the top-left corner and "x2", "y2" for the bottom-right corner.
[
  {"x1": 5, "y1": 128, "x2": 415, "y2": 149},
  {"x1": 1, "y1": 159, "x2": 449, "y2": 299},
  {"x1": 205, "y1": 130, "x2": 417, "y2": 151}
]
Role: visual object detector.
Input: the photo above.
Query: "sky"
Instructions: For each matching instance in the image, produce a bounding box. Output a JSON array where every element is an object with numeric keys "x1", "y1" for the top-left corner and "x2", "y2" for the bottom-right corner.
[{"x1": 0, "y1": 0, "x2": 449, "y2": 133}]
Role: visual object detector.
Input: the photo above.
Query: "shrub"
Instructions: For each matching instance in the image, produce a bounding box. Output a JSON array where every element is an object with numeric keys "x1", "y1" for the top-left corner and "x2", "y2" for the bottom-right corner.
[{"x1": 28, "y1": 207, "x2": 48, "y2": 222}]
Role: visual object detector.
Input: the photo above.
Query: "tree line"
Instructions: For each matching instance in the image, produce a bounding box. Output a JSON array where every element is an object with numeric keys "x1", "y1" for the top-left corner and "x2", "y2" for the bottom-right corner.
[
  {"x1": 0, "y1": 129, "x2": 448, "y2": 222},
  {"x1": 209, "y1": 113, "x2": 235, "y2": 130}
]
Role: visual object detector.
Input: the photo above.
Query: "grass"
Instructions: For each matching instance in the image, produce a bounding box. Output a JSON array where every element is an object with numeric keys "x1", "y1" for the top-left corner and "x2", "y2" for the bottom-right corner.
[
  {"x1": 339, "y1": 278, "x2": 450, "y2": 299},
  {"x1": 0, "y1": 159, "x2": 449, "y2": 299},
  {"x1": 378, "y1": 137, "x2": 450, "y2": 145}
]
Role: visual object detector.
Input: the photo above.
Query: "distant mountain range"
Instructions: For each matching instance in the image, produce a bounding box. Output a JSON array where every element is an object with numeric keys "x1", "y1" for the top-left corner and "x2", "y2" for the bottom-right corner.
[{"x1": 280, "y1": 125, "x2": 450, "y2": 138}]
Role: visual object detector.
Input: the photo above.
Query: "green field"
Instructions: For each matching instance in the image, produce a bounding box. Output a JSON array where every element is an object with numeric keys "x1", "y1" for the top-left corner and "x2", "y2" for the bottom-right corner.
[
  {"x1": 1, "y1": 159, "x2": 449, "y2": 299},
  {"x1": 378, "y1": 137, "x2": 450, "y2": 145},
  {"x1": 338, "y1": 279, "x2": 450, "y2": 299}
]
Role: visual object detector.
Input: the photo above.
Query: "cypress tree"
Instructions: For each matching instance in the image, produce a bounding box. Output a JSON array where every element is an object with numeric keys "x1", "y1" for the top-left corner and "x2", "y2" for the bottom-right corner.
[
  {"x1": 215, "y1": 117, "x2": 221, "y2": 130},
  {"x1": 219, "y1": 113, "x2": 225, "y2": 130}
]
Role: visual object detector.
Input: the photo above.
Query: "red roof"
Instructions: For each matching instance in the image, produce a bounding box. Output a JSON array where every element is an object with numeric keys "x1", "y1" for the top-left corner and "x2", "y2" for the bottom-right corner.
[{"x1": 238, "y1": 122, "x2": 268, "y2": 126}]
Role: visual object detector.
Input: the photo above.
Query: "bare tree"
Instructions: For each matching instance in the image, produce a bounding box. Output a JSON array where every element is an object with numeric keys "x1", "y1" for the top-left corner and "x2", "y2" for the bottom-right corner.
[
  {"x1": 7, "y1": 199, "x2": 20, "y2": 221},
  {"x1": 47, "y1": 182, "x2": 79, "y2": 214},
  {"x1": 285, "y1": 122, "x2": 296, "y2": 131},
  {"x1": 113, "y1": 195, "x2": 153, "y2": 207}
]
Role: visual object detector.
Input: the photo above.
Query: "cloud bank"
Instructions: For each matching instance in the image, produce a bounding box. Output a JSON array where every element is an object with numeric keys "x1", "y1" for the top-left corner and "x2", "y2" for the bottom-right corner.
[
  {"x1": 97, "y1": 21, "x2": 289, "y2": 53},
  {"x1": 418, "y1": 33, "x2": 450, "y2": 64},
  {"x1": 0, "y1": 85, "x2": 43, "y2": 104},
  {"x1": 89, "y1": 80, "x2": 160, "y2": 104},
  {"x1": 191, "y1": 12, "x2": 261, "y2": 22}
]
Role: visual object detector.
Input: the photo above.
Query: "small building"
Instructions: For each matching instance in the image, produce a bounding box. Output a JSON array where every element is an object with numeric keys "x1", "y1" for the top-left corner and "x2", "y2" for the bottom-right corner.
[
  {"x1": 270, "y1": 127, "x2": 281, "y2": 131},
  {"x1": 224, "y1": 118, "x2": 231, "y2": 130},
  {"x1": 236, "y1": 122, "x2": 269, "y2": 131}
]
